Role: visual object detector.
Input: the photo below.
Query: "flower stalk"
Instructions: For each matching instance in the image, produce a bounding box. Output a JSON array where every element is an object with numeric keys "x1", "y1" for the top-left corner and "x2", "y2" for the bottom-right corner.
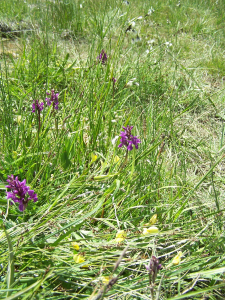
[
  {"x1": 112, "y1": 77, "x2": 116, "y2": 101},
  {"x1": 46, "y1": 89, "x2": 59, "y2": 133},
  {"x1": 145, "y1": 256, "x2": 162, "y2": 300},
  {"x1": 32, "y1": 99, "x2": 44, "y2": 132}
]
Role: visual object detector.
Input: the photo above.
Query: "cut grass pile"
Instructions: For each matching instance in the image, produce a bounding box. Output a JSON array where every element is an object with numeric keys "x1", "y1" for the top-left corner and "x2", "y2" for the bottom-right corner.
[{"x1": 0, "y1": 0, "x2": 225, "y2": 299}]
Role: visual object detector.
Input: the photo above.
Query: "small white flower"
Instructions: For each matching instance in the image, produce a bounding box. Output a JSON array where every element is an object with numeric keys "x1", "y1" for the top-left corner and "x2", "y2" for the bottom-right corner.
[
  {"x1": 126, "y1": 78, "x2": 136, "y2": 86},
  {"x1": 126, "y1": 78, "x2": 139, "y2": 87},
  {"x1": 137, "y1": 16, "x2": 143, "y2": 20},
  {"x1": 126, "y1": 81, "x2": 133, "y2": 87},
  {"x1": 146, "y1": 49, "x2": 150, "y2": 54},
  {"x1": 112, "y1": 136, "x2": 119, "y2": 145},
  {"x1": 147, "y1": 7, "x2": 155, "y2": 15},
  {"x1": 80, "y1": 4, "x2": 82, "y2": 8},
  {"x1": 147, "y1": 39, "x2": 155, "y2": 44},
  {"x1": 165, "y1": 41, "x2": 172, "y2": 47},
  {"x1": 111, "y1": 120, "x2": 117, "y2": 123}
]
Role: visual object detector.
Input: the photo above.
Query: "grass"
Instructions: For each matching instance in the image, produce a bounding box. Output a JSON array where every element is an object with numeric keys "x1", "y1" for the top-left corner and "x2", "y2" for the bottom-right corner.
[{"x1": 0, "y1": 0, "x2": 225, "y2": 299}]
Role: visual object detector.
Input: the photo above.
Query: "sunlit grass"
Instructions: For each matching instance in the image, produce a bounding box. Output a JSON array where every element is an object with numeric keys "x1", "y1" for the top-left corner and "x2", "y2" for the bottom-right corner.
[{"x1": 0, "y1": 0, "x2": 225, "y2": 299}]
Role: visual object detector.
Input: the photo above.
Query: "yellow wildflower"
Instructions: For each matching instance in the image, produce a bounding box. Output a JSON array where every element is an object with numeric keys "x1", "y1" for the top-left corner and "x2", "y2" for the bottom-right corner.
[
  {"x1": 17, "y1": 115, "x2": 22, "y2": 124},
  {"x1": 143, "y1": 226, "x2": 159, "y2": 235},
  {"x1": 101, "y1": 276, "x2": 110, "y2": 284},
  {"x1": 149, "y1": 214, "x2": 157, "y2": 225},
  {"x1": 114, "y1": 155, "x2": 120, "y2": 163},
  {"x1": 172, "y1": 251, "x2": 182, "y2": 265},
  {"x1": 143, "y1": 214, "x2": 158, "y2": 227},
  {"x1": 91, "y1": 153, "x2": 98, "y2": 163},
  {"x1": 115, "y1": 230, "x2": 126, "y2": 243},
  {"x1": 12, "y1": 151, "x2": 17, "y2": 159},
  {"x1": 71, "y1": 242, "x2": 80, "y2": 250},
  {"x1": 73, "y1": 254, "x2": 85, "y2": 264}
]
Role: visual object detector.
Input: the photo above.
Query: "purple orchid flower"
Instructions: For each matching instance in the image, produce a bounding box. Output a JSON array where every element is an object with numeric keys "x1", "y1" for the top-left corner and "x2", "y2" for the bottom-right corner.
[
  {"x1": 118, "y1": 125, "x2": 141, "y2": 151},
  {"x1": 145, "y1": 256, "x2": 162, "y2": 284},
  {"x1": 6, "y1": 175, "x2": 38, "y2": 212},
  {"x1": 46, "y1": 89, "x2": 59, "y2": 110},
  {"x1": 32, "y1": 100, "x2": 44, "y2": 113},
  {"x1": 97, "y1": 49, "x2": 108, "y2": 65}
]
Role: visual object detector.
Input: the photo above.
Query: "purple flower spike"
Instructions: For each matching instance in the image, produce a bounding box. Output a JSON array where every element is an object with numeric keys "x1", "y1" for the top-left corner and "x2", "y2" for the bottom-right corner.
[
  {"x1": 97, "y1": 49, "x2": 107, "y2": 65},
  {"x1": 112, "y1": 77, "x2": 117, "y2": 83},
  {"x1": 5, "y1": 175, "x2": 38, "y2": 212},
  {"x1": 118, "y1": 125, "x2": 141, "y2": 151},
  {"x1": 145, "y1": 256, "x2": 162, "y2": 284},
  {"x1": 32, "y1": 100, "x2": 44, "y2": 113},
  {"x1": 45, "y1": 89, "x2": 59, "y2": 110}
]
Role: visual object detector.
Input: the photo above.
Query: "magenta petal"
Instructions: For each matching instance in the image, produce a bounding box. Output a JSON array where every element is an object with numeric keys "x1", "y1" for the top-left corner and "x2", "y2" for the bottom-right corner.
[
  {"x1": 6, "y1": 192, "x2": 14, "y2": 199},
  {"x1": 145, "y1": 264, "x2": 150, "y2": 271},
  {"x1": 18, "y1": 203, "x2": 24, "y2": 211},
  {"x1": 5, "y1": 175, "x2": 38, "y2": 212},
  {"x1": 28, "y1": 190, "x2": 34, "y2": 197},
  {"x1": 127, "y1": 144, "x2": 133, "y2": 151},
  {"x1": 118, "y1": 125, "x2": 141, "y2": 151}
]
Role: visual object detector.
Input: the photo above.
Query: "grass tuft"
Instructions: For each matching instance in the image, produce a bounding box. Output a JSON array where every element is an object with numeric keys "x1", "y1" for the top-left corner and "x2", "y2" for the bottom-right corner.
[{"x1": 1, "y1": 0, "x2": 225, "y2": 299}]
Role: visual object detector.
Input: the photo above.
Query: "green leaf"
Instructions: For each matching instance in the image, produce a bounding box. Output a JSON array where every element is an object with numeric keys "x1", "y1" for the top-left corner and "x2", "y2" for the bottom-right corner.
[
  {"x1": 3, "y1": 225, "x2": 14, "y2": 297},
  {"x1": 167, "y1": 282, "x2": 225, "y2": 300},
  {"x1": 4, "y1": 269, "x2": 54, "y2": 300}
]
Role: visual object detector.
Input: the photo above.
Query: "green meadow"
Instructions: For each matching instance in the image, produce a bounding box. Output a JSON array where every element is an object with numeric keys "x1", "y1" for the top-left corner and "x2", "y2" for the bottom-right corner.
[{"x1": 0, "y1": 0, "x2": 225, "y2": 299}]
